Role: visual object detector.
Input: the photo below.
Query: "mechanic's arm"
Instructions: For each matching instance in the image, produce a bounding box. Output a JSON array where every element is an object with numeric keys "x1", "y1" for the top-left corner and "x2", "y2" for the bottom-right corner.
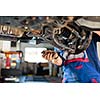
[{"x1": 41, "y1": 50, "x2": 63, "y2": 66}]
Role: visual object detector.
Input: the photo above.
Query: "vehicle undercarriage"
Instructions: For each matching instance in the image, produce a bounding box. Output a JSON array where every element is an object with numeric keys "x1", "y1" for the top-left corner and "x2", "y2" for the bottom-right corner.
[{"x1": 0, "y1": 16, "x2": 100, "y2": 54}]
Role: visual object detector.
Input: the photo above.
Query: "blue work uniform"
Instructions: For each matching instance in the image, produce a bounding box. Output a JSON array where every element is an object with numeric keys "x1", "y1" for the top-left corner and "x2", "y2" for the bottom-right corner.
[
  {"x1": 86, "y1": 33, "x2": 100, "y2": 73},
  {"x1": 55, "y1": 48, "x2": 100, "y2": 83},
  {"x1": 64, "y1": 51, "x2": 100, "y2": 83},
  {"x1": 54, "y1": 48, "x2": 79, "y2": 83}
]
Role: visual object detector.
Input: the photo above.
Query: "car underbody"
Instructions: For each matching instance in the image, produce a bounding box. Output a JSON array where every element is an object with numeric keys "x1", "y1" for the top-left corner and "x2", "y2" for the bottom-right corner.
[{"x1": 0, "y1": 16, "x2": 100, "y2": 54}]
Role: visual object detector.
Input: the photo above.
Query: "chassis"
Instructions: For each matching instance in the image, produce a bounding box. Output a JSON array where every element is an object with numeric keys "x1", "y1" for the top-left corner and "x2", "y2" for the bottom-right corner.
[{"x1": 0, "y1": 16, "x2": 100, "y2": 54}]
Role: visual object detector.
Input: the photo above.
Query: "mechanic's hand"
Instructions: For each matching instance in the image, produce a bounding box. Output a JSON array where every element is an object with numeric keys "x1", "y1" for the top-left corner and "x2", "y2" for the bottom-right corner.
[{"x1": 41, "y1": 50, "x2": 62, "y2": 66}]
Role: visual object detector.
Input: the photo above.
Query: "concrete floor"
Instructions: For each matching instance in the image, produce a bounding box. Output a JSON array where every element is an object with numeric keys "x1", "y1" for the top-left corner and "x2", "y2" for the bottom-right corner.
[
  {"x1": 0, "y1": 75, "x2": 62, "y2": 83},
  {"x1": 20, "y1": 75, "x2": 62, "y2": 83}
]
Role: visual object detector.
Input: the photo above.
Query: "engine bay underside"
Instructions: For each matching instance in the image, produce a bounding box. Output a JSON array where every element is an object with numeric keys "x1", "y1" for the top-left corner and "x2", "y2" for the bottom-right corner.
[{"x1": 0, "y1": 16, "x2": 100, "y2": 54}]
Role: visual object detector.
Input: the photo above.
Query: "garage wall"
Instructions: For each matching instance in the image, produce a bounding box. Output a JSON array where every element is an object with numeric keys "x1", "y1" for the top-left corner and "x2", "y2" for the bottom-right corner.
[
  {"x1": 0, "y1": 40, "x2": 11, "y2": 51},
  {"x1": 20, "y1": 42, "x2": 53, "y2": 57}
]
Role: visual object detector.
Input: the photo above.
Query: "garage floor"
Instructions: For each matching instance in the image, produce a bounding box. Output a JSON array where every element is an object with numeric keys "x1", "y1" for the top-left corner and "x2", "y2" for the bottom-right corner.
[
  {"x1": 20, "y1": 75, "x2": 62, "y2": 83},
  {"x1": 0, "y1": 75, "x2": 62, "y2": 83}
]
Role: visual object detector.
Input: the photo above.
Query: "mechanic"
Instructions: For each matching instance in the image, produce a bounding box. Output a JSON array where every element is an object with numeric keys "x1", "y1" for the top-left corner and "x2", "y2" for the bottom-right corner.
[
  {"x1": 54, "y1": 31, "x2": 100, "y2": 83},
  {"x1": 54, "y1": 48, "x2": 79, "y2": 83},
  {"x1": 41, "y1": 19, "x2": 100, "y2": 83},
  {"x1": 42, "y1": 47, "x2": 100, "y2": 83}
]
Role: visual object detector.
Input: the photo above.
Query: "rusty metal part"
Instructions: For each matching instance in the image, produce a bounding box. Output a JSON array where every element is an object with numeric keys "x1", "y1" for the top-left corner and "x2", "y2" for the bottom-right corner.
[
  {"x1": 0, "y1": 16, "x2": 93, "y2": 54},
  {"x1": 0, "y1": 25, "x2": 24, "y2": 37},
  {"x1": 30, "y1": 17, "x2": 92, "y2": 54}
]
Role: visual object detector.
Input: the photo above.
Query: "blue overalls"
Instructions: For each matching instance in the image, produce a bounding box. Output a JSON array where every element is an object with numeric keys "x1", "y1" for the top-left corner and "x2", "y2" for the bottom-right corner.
[
  {"x1": 64, "y1": 51, "x2": 100, "y2": 83},
  {"x1": 86, "y1": 33, "x2": 100, "y2": 73},
  {"x1": 54, "y1": 48, "x2": 79, "y2": 83}
]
